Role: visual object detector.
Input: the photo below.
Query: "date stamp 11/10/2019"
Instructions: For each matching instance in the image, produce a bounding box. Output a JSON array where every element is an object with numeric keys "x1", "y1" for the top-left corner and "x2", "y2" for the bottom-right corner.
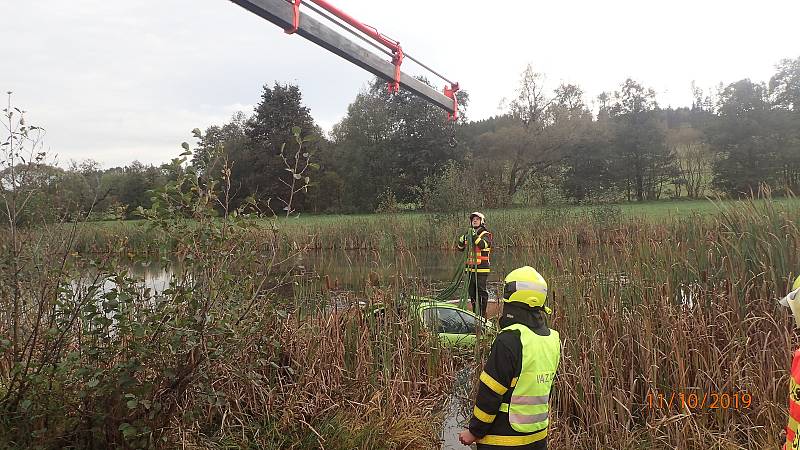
[{"x1": 646, "y1": 391, "x2": 752, "y2": 410}]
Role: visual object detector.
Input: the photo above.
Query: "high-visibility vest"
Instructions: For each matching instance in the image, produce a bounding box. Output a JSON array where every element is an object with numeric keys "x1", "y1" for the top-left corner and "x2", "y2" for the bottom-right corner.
[
  {"x1": 785, "y1": 348, "x2": 800, "y2": 449},
  {"x1": 494, "y1": 324, "x2": 559, "y2": 435},
  {"x1": 465, "y1": 230, "x2": 492, "y2": 273}
]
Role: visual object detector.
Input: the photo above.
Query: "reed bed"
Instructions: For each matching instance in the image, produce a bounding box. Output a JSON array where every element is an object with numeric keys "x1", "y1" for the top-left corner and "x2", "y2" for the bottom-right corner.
[
  {"x1": 495, "y1": 196, "x2": 799, "y2": 449},
  {"x1": 168, "y1": 293, "x2": 458, "y2": 449},
  {"x1": 3, "y1": 195, "x2": 799, "y2": 448},
  {"x1": 65, "y1": 197, "x2": 800, "y2": 254},
  {"x1": 0, "y1": 212, "x2": 460, "y2": 449}
]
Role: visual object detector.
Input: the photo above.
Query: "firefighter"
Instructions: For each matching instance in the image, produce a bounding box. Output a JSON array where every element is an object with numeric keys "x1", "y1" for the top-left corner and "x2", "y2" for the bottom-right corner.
[
  {"x1": 457, "y1": 212, "x2": 492, "y2": 317},
  {"x1": 780, "y1": 275, "x2": 800, "y2": 449},
  {"x1": 459, "y1": 266, "x2": 560, "y2": 449}
]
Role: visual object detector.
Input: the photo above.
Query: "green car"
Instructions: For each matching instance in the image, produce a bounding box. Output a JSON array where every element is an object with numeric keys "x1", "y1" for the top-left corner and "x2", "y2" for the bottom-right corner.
[
  {"x1": 372, "y1": 299, "x2": 496, "y2": 348},
  {"x1": 420, "y1": 301, "x2": 496, "y2": 348}
]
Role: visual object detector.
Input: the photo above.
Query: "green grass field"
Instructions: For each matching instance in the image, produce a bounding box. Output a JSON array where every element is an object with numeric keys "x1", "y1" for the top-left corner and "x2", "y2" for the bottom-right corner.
[
  {"x1": 94, "y1": 196, "x2": 800, "y2": 226},
  {"x1": 80, "y1": 196, "x2": 800, "y2": 253},
  {"x1": 261, "y1": 196, "x2": 800, "y2": 230}
]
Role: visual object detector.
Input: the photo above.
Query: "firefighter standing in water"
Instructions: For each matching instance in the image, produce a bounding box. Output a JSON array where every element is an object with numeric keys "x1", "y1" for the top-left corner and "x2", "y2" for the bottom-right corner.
[
  {"x1": 780, "y1": 274, "x2": 800, "y2": 449},
  {"x1": 459, "y1": 266, "x2": 560, "y2": 449},
  {"x1": 457, "y1": 212, "x2": 492, "y2": 317}
]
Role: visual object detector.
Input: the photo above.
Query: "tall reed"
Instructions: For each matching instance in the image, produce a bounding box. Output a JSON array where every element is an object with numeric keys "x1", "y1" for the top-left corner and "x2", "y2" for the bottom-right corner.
[{"x1": 506, "y1": 196, "x2": 800, "y2": 449}]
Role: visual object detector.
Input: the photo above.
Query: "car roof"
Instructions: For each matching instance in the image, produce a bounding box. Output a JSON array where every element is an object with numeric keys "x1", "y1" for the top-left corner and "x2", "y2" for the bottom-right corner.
[
  {"x1": 417, "y1": 300, "x2": 476, "y2": 314},
  {"x1": 374, "y1": 297, "x2": 483, "y2": 318}
]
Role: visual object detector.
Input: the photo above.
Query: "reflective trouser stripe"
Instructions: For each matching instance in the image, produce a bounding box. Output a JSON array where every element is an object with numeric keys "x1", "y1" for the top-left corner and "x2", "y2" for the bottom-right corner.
[{"x1": 477, "y1": 428, "x2": 547, "y2": 446}]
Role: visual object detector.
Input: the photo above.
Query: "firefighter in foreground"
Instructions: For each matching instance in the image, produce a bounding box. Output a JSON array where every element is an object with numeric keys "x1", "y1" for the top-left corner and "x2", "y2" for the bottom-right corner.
[
  {"x1": 459, "y1": 266, "x2": 560, "y2": 449},
  {"x1": 457, "y1": 212, "x2": 492, "y2": 317},
  {"x1": 780, "y1": 274, "x2": 800, "y2": 449}
]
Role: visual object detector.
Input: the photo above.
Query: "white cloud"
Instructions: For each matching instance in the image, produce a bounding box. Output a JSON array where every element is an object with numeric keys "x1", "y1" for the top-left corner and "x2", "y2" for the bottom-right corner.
[{"x1": 3, "y1": 0, "x2": 799, "y2": 167}]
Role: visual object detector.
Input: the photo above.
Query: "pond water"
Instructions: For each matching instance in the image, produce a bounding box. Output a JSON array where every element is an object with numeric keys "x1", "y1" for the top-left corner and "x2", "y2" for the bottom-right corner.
[
  {"x1": 126, "y1": 247, "x2": 553, "y2": 293},
  {"x1": 440, "y1": 367, "x2": 477, "y2": 450}
]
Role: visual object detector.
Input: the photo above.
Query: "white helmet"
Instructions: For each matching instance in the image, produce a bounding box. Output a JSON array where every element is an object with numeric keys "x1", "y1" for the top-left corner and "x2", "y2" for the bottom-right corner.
[{"x1": 469, "y1": 211, "x2": 485, "y2": 225}]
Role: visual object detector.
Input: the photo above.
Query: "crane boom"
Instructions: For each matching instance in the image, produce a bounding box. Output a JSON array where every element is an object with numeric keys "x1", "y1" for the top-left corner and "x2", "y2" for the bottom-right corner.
[{"x1": 228, "y1": 0, "x2": 458, "y2": 119}]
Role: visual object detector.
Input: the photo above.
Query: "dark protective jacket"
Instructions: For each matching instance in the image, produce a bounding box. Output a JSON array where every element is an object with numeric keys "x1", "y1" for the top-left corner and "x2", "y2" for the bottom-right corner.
[
  {"x1": 456, "y1": 225, "x2": 492, "y2": 273},
  {"x1": 467, "y1": 303, "x2": 557, "y2": 449}
]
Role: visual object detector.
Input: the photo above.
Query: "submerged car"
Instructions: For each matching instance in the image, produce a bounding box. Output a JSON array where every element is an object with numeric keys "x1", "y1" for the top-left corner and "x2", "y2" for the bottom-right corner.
[{"x1": 372, "y1": 298, "x2": 496, "y2": 348}]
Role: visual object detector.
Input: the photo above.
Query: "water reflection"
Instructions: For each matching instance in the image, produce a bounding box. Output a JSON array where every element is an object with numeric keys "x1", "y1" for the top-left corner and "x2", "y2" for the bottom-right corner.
[
  {"x1": 126, "y1": 261, "x2": 174, "y2": 294},
  {"x1": 440, "y1": 366, "x2": 476, "y2": 450},
  {"x1": 119, "y1": 247, "x2": 557, "y2": 295},
  {"x1": 289, "y1": 247, "x2": 557, "y2": 290}
]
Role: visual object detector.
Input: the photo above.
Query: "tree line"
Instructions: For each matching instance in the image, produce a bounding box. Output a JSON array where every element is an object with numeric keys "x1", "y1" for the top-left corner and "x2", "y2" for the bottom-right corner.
[{"x1": 4, "y1": 56, "x2": 799, "y2": 220}]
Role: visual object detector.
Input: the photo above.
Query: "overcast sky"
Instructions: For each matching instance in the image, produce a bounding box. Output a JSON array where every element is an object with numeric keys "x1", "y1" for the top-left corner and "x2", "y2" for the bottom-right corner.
[{"x1": 3, "y1": 0, "x2": 799, "y2": 167}]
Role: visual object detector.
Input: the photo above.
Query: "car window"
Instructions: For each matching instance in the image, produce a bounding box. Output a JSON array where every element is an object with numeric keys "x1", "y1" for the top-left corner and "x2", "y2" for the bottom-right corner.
[
  {"x1": 436, "y1": 307, "x2": 470, "y2": 334},
  {"x1": 455, "y1": 310, "x2": 478, "y2": 333}
]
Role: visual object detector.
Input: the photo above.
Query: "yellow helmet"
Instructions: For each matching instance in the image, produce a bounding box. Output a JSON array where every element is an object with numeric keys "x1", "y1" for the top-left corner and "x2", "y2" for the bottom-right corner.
[{"x1": 502, "y1": 266, "x2": 548, "y2": 308}]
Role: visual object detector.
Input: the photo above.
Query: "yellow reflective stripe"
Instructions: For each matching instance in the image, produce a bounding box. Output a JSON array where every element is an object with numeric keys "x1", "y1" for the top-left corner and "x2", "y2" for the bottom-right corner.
[
  {"x1": 473, "y1": 405, "x2": 496, "y2": 423},
  {"x1": 510, "y1": 377, "x2": 518, "y2": 387},
  {"x1": 789, "y1": 415, "x2": 800, "y2": 434},
  {"x1": 499, "y1": 402, "x2": 509, "y2": 412},
  {"x1": 477, "y1": 429, "x2": 547, "y2": 446},
  {"x1": 465, "y1": 268, "x2": 491, "y2": 273},
  {"x1": 479, "y1": 371, "x2": 508, "y2": 395}
]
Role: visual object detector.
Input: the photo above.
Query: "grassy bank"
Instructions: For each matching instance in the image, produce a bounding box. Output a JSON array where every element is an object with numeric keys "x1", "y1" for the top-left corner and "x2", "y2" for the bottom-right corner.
[{"x1": 70, "y1": 197, "x2": 800, "y2": 254}]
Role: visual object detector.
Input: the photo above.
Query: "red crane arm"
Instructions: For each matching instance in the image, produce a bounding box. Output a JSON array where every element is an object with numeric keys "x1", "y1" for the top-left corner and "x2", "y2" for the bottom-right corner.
[{"x1": 231, "y1": 0, "x2": 459, "y2": 121}]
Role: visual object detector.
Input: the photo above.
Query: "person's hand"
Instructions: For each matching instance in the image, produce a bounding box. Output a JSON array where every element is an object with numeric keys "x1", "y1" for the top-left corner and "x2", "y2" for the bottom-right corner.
[{"x1": 458, "y1": 429, "x2": 478, "y2": 445}]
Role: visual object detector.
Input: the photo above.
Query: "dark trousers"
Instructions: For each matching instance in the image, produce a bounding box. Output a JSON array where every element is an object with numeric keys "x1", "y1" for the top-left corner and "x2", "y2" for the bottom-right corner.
[{"x1": 467, "y1": 272, "x2": 489, "y2": 317}]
